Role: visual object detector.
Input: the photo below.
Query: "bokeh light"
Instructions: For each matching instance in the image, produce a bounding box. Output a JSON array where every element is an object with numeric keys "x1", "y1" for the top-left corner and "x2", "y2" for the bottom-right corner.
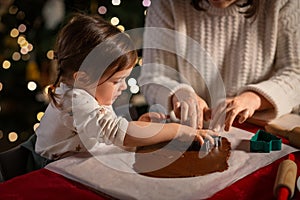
[
  {"x1": 2, "y1": 60, "x2": 11, "y2": 69},
  {"x1": 44, "y1": 85, "x2": 51, "y2": 95},
  {"x1": 33, "y1": 123, "x2": 40, "y2": 131},
  {"x1": 16, "y1": 11, "x2": 25, "y2": 20},
  {"x1": 27, "y1": 43, "x2": 33, "y2": 52},
  {"x1": 98, "y1": 6, "x2": 107, "y2": 14},
  {"x1": 12, "y1": 52, "x2": 21, "y2": 61},
  {"x1": 8, "y1": 5, "x2": 18, "y2": 15},
  {"x1": 18, "y1": 24, "x2": 26, "y2": 32},
  {"x1": 36, "y1": 112, "x2": 44, "y2": 121},
  {"x1": 22, "y1": 54, "x2": 31, "y2": 61},
  {"x1": 10, "y1": 28, "x2": 19, "y2": 38},
  {"x1": 117, "y1": 25, "x2": 125, "y2": 32},
  {"x1": 17, "y1": 35, "x2": 26, "y2": 45},
  {"x1": 20, "y1": 47, "x2": 29, "y2": 54},
  {"x1": 8, "y1": 132, "x2": 18, "y2": 142},
  {"x1": 128, "y1": 78, "x2": 137, "y2": 86},
  {"x1": 47, "y1": 50, "x2": 54, "y2": 60},
  {"x1": 112, "y1": 0, "x2": 121, "y2": 6},
  {"x1": 142, "y1": 0, "x2": 151, "y2": 7},
  {"x1": 27, "y1": 81, "x2": 37, "y2": 91},
  {"x1": 0, "y1": 130, "x2": 3, "y2": 140},
  {"x1": 110, "y1": 17, "x2": 119, "y2": 26},
  {"x1": 138, "y1": 58, "x2": 143, "y2": 66},
  {"x1": 130, "y1": 85, "x2": 140, "y2": 94}
]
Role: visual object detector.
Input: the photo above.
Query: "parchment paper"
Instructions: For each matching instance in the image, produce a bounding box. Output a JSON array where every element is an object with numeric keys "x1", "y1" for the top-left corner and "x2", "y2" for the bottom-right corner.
[{"x1": 46, "y1": 127, "x2": 298, "y2": 200}]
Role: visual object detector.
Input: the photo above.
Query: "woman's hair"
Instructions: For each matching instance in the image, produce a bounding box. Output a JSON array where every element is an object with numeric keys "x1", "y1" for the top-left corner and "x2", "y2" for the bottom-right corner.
[
  {"x1": 48, "y1": 13, "x2": 137, "y2": 107},
  {"x1": 191, "y1": 0, "x2": 260, "y2": 18}
]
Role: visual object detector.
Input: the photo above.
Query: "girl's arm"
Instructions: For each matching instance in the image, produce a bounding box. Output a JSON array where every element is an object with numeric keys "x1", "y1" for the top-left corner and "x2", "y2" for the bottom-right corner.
[{"x1": 124, "y1": 121, "x2": 217, "y2": 147}]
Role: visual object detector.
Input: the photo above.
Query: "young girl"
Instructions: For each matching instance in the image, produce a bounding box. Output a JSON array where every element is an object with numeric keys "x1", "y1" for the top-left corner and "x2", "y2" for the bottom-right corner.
[{"x1": 35, "y1": 14, "x2": 218, "y2": 160}]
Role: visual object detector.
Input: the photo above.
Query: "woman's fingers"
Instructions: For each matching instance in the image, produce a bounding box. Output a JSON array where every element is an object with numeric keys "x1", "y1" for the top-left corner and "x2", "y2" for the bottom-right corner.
[
  {"x1": 209, "y1": 101, "x2": 227, "y2": 131},
  {"x1": 180, "y1": 101, "x2": 189, "y2": 123},
  {"x1": 238, "y1": 109, "x2": 251, "y2": 123},
  {"x1": 172, "y1": 90, "x2": 209, "y2": 129},
  {"x1": 179, "y1": 99, "x2": 200, "y2": 129}
]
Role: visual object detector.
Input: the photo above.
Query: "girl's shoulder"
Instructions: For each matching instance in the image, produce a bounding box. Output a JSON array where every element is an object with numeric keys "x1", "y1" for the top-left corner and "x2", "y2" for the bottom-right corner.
[{"x1": 56, "y1": 84, "x2": 100, "y2": 113}]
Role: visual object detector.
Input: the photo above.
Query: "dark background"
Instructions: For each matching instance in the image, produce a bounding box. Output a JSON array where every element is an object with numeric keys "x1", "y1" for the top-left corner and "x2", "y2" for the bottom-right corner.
[{"x1": 0, "y1": 0, "x2": 148, "y2": 152}]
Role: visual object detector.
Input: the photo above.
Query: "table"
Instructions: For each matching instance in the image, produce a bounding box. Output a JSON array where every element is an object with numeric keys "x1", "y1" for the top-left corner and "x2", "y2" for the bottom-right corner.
[{"x1": 0, "y1": 123, "x2": 299, "y2": 200}]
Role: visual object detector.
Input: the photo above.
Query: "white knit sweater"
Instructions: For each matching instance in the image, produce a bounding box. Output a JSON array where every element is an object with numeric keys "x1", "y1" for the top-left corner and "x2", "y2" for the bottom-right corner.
[{"x1": 139, "y1": 0, "x2": 300, "y2": 121}]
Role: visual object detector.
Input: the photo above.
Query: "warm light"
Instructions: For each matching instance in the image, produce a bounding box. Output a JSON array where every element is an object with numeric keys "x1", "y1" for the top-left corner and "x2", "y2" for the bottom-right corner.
[
  {"x1": 16, "y1": 11, "x2": 25, "y2": 20},
  {"x1": 144, "y1": 10, "x2": 147, "y2": 16},
  {"x1": 20, "y1": 47, "x2": 29, "y2": 55},
  {"x1": 2, "y1": 60, "x2": 11, "y2": 69},
  {"x1": 0, "y1": 130, "x2": 3, "y2": 140},
  {"x1": 22, "y1": 54, "x2": 31, "y2": 61},
  {"x1": 117, "y1": 25, "x2": 125, "y2": 32},
  {"x1": 33, "y1": 123, "x2": 40, "y2": 131},
  {"x1": 17, "y1": 35, "x2": 26, "y2": 45},
  {"x1": 112, "y1": 0, "x2": 121, "y2": 6},
  {"x1": 8, "y1": 132, "x2": 18, "y2": 142},
  {"x1": 128, "y1": 78, "x2": 137, "y2": 86},
  {"x1": 8, "y1": 5, "x2": 18, "y2": 15},
  {"x1": 130, "y1": 85, "x2": 140, "y2": 94},
  {"x1": 47, "y1": 50, "x2": 54, "y2": 60},
  {"x1": 37, "y1": 112, "x2": 44, "y2": 121},
  {"x1": 27, "y1": 81, "x2": 37, "y2": 91},
  {"x1": 10, "y1": 28, "x2": 19, "y2": 38},
  {"x1": 20, "y1": 40, "x2": 29, "y2": 48},
  {"x1": 0, "y1": 82, "x2": 3, "y2": 91},
  {"x1": 98, "y1": 6, "x2": 107, "y2": 14},
  {"x1": 138, "y1": 58, "x2": 143, "y2": 66},
  {"x1": 44, "y1": 85, "x2": 51, "y2": 95},
  {"x1": 110, "y1": 17, "x2": 119, "y2": 26},
  {"x1": 27, "y1": 43, "x2": 33, "y2": 52},
  {"x1": 142, "y1": 0, "x2": 151, "y2": 7},
  {"x1": 18, "y1": 24, "x2": 26, "y2": 32},
  {"x1": 12, "y1": 52, "x2": 21, "y2": 61}
]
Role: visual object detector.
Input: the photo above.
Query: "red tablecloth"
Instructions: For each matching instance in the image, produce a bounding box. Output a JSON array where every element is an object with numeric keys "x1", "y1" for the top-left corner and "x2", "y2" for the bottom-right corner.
[{"x1": 1, "y1": 123, "x2": 299, "y2": 200}]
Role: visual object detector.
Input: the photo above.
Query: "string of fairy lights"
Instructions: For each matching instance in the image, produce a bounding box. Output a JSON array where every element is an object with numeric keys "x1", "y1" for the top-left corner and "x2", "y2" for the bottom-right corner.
[{"x1": 0, "y1": 0, "x2": 150, "y2": 145}]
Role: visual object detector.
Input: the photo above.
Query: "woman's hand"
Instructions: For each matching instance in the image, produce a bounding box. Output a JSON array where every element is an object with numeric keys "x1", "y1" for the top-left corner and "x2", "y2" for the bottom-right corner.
[
  {"x1": 172, "y1": 88, "x2": 211, "y2": 129},
  {"x1": 210, "y1": 91, "x2": 273, "y2": 131},
  {"x1": 138, "y1": 112, "x2": 169, "y2": 123}
]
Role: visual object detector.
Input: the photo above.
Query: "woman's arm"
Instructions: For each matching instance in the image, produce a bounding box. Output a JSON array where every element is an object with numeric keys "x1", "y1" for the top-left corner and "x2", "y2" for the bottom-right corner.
[
  {"x1": 238, "y1": 1, "x2": 300, "y2": 120},
  {"x1": 139, "y1": 0, "x2": 194, "y2": 110}
]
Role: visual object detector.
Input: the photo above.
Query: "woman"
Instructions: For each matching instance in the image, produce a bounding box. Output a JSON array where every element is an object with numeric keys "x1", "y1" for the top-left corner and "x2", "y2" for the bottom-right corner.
[{"x1": 139, "y1": 0, "x2": 300, "y2": 131}]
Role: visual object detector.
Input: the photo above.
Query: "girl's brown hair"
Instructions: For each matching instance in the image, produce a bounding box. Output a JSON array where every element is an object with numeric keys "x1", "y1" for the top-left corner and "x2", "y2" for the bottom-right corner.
[
  {"x1": 191, "y1": 0, "x2": 260, "y2": 18},
  {"x1": 48, "y1": 13, "x2": 137, "y2": 107}
]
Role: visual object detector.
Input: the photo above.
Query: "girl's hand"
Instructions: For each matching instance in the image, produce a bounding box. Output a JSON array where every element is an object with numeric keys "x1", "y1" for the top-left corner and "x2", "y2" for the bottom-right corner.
[
  {"x1": 138, "y1": 112, "x2": 169, "y2": 123},
  {"x1": 177, "y1": 124, "x2": 219, "y2": 145},
  {"x1": 194, "y1": 129, "x2": 220, "y2": 145},
  {"x1": 172, "y1": 88, "x2": 211, "y2": 129}
]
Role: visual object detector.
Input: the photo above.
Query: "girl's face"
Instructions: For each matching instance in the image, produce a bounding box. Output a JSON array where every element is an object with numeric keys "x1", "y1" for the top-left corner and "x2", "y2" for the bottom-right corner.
[
  {"x1": 208, "y1": 0, "x2": 238, "y2": 8},
  {"x1": 95, "y1": 67, "x2": 133, "y2": 105}
]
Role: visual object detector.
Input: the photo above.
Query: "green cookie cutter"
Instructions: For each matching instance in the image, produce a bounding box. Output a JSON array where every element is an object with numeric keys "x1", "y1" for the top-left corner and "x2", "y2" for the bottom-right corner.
[{"x1": 250, "y1": 129, "x2": 282, "y2": 153}]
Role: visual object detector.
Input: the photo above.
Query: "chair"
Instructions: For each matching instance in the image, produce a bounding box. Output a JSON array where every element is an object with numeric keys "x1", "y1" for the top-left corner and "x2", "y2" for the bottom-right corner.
[
  {"x1": 0, "y1": 134, "x2": 51, "y2": 182},
  {"x1": 0, "y1": 145, "x2": 30, "y2": 182}
]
